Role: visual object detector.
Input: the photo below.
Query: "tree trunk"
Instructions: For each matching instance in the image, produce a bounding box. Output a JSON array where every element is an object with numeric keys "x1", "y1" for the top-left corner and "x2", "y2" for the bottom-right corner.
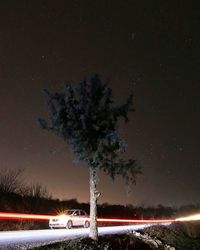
[{"x1": 89, "y1": 166, "x2": 99, "y2": 240}]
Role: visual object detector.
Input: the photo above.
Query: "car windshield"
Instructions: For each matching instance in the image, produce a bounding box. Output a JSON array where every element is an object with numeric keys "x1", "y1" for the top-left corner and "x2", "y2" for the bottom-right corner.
[{"x1": 65, "y1": 210, "x2": 75, "y2": 215}]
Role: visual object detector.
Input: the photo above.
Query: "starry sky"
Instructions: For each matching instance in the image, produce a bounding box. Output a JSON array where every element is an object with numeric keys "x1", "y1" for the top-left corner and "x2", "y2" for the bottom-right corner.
[{"x1": 0, "y1": 1, "x2": 200, "y2": 207}]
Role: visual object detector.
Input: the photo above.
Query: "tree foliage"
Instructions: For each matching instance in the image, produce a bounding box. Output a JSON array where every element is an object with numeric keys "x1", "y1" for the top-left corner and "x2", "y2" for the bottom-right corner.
[{"x1": 39, "y1": 74, "x2": 141, "y2": 184}]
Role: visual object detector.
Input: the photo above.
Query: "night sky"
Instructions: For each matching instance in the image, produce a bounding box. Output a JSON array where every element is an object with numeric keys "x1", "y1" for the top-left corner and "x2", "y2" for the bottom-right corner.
[{"x1": 0, "y1": 1, "x2": 200, "y2": 207}]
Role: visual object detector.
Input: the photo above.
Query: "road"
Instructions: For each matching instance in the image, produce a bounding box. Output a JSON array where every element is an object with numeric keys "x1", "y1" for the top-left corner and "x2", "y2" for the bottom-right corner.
[{"x1": 0, "y1": 223, "x2": 170, "y2": 249}]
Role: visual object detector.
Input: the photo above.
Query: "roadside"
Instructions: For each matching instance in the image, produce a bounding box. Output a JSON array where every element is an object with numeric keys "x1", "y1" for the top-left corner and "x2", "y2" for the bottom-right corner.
[{"x1": 31, "y1": 222, "x2": 200, "y2": 250}]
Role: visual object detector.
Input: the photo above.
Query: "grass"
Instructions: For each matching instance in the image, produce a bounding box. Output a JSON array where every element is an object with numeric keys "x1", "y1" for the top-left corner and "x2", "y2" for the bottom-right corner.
[{"x1": 31, "y1": 233, "x2": 165, "y2": 250}]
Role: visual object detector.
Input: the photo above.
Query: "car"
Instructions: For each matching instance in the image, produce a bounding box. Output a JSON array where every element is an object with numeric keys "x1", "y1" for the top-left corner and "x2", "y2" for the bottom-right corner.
[{"x1": 49, "y1": 209, "x2": 90, "y2": 229}]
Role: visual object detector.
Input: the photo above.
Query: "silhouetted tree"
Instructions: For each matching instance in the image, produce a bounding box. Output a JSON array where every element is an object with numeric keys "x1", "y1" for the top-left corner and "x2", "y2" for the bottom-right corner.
[
  {"x1": 39, "y1": 74, "x2": 141, "y2": 240},
  {"x1": 26, "y1": 183, "x2": 51, "y2": 199},
  {"x1": 0, "y1": 168, "x2": 24, "y2": 195}
]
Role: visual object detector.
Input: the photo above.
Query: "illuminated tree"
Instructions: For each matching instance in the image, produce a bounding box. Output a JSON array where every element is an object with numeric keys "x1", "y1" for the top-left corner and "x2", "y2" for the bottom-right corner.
[{"x1": 39, "y1": 74, "x2": 141, "y2": 240}]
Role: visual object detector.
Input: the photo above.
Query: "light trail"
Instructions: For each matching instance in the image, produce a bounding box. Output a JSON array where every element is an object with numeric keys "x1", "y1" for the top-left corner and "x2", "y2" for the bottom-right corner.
[
  {"x1": 97, "y1": 218, "x2": 175, "y2": 223},
  {"x1": 0, "y1": 224, "x2": 160, "y2": 248},
  {"x1": 0, "y1": 212, "x2": 174, "y2": 224},
  {"x1": 1, "y1": 211, "x2": 200, "y2": 224},
  {"x1": 176, "y1": 213, "x2": 200, "y2": 222},
  {"x1": 0, "y1": 212, "x2": 53, "y2": 221},
  {"x1": 0, "y1": 212, "x2": 199, "y2": 248}
]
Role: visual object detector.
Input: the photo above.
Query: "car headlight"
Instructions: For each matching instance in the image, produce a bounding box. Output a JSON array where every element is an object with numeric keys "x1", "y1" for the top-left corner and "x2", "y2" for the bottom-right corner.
[{"x1": 58, "y1": 215, "x2": 68, "y2": 223}]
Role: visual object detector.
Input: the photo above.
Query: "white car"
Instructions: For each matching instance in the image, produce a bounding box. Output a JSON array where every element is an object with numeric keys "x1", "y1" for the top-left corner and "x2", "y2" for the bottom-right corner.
[{"x1": 49, "y1": 209, "x2": 90, "y2": 229}]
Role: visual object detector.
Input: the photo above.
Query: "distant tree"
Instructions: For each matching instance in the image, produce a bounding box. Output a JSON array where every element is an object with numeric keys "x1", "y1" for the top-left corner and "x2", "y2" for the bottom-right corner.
[
  {"x1": 39, "y1": 74, "x2": 141, "y2": 240},
  {"x1": 0, "y1": 168, "x2": 25, "y2": 195},
  {"x1": 26, "y1": 183, "x2": 51, "y2": 199}
]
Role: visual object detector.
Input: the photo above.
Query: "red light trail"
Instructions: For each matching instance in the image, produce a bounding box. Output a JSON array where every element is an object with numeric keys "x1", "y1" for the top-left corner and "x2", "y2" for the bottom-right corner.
[
  {"x1": 0, "y1": 212, "x2": 174, "y2": 224},
  {"x1": 0, "y1": 212, "x2": 199, "y2": 224},
  {"x1": 97, "y1": 218, "x2": 175, "y2": 223},
  {"x1": 0, "y1": 212, "x2": 52, "y2": 221}
]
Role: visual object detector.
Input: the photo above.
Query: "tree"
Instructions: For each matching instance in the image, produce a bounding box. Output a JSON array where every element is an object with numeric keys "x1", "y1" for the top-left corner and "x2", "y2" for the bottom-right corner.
[
  {"x1": 0, "y1": 168, "x2": 25, "y2": 195},
  {"x1": 26, "y1": 183, "x2": 51, "y2": 199},
  {"x1": 39, "y1": 74, "x2": 141, "y2": 240}
]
